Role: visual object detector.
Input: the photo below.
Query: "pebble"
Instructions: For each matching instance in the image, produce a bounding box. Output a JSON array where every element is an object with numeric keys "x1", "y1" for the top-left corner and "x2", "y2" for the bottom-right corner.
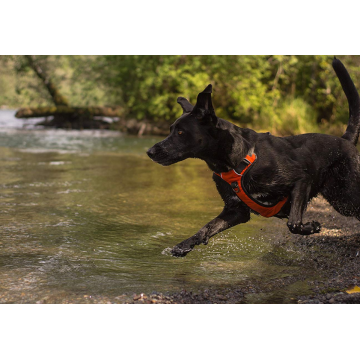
[{"x1": 133, "y1": 293, "x2": 147, "y2": 301}]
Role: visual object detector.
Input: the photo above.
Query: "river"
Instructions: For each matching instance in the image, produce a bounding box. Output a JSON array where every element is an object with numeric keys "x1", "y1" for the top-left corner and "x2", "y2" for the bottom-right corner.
[{"x1": 0, "y1": 110, "x2": 318, "y2": 303}]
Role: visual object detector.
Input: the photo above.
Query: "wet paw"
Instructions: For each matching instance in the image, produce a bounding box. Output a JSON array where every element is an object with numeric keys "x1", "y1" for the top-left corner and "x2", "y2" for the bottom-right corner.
[
  {"x1": 171, "y1": 235, "x2": 207, "y2": 257},
  {"x1": 170, "y1": 245, "x2": 193, "y2": 258},
  {"x1": 287, "y1": 221, "x2": 321, "y2": 235},
  {"x1": 301, "y1": 221, "x2": 321, "y2": 235},
  {"x1": 287, "y1": 222, "x2": 302, "y2": 234}
]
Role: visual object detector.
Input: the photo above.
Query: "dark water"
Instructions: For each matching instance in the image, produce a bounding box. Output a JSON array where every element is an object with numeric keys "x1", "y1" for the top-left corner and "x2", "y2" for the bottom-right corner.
[{"x1": 0, "y1": 110, "x2": 314, "y2": 303}]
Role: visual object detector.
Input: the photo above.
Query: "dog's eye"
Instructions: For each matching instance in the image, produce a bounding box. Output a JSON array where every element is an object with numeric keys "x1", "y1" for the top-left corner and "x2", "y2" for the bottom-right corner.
[{"x1": 178, "y1": 131, "x2": 184, "y2": 135}]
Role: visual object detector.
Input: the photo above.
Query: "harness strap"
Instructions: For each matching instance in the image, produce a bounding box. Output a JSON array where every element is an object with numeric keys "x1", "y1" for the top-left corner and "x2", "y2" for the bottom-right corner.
[{"x1": 214, "y1": 153, "x2": 288, "y2": 218}]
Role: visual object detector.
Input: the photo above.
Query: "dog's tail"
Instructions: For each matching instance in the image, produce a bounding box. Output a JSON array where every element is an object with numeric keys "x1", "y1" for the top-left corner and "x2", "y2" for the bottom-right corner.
[{"x1": 332, "y1": 57, "x2": 360, "y2": 145}]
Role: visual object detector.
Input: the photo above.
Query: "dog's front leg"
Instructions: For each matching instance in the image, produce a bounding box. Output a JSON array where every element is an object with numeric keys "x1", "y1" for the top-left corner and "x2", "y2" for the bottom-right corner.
[
  {"x1": 287, "y1": 180, "x2": 321, "y2": 235},
  {"x1": 171, "y1": 206, "x2": 250, "y2": 257}
]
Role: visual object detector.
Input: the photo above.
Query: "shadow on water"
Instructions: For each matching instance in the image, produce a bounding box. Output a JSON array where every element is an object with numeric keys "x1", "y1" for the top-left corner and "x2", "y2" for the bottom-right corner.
[{"x1": 0, "y1": 111, "x2": 336, "y2": 303}]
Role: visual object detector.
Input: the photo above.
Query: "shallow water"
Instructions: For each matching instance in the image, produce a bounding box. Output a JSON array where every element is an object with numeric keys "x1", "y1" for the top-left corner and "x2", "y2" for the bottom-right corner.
[{"x1": 0, "y1": 111, "x2": 315, "y2": 303}]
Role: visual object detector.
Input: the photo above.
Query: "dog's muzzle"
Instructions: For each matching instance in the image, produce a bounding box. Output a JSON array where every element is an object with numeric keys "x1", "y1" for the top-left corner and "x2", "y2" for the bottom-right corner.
[
  {"x1": 146, "y1": 146, "x2": 158, "y2": 160},
  {"x1": 147, "y1": 144, "x2": 172, "y2": 165}
]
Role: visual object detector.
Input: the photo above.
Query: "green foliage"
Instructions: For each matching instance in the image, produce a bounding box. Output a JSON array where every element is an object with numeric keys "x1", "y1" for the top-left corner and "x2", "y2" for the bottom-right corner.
[
  {"x1": 95, "y1": 55, "x2": 360, "y2": 134},
  {"x1": 96, "y1": 55, "x2": 276, "y2": 123},
  {"x1": 2, "y1": 55, "x2": 360, "y2": 136},
  {"x1": 274, "y1": 98, "x2": 319, "y2": 135}
]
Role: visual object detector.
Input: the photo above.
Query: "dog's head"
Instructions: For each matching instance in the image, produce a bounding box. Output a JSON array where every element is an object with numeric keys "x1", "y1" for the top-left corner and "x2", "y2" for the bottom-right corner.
[{"x1": 147, "y1": 84, "x2": 219, "y2": 166}]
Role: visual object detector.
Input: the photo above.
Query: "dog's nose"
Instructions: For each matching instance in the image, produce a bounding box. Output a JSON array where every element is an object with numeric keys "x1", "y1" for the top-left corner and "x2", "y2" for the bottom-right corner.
[{"x1": 147, "y1": 146, "x2": 156, "y2": 159}]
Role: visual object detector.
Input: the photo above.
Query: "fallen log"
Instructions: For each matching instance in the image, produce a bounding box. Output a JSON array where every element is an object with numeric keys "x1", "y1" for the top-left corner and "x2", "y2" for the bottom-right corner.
[
  {"x1": 15, "y1": 106, "x2": 124, "y2": 130},
  {"x1": 15, "y1": 105, "x2": 124, "y2": 119},
  {"x1": 15, "y1": 106, "x2": 169, "y2": 134}
]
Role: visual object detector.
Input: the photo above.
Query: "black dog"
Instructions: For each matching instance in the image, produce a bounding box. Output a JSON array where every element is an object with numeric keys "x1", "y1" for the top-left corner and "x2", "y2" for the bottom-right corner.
[{"x1": 147, "y1": 58, "x2": 360, "y2": 257}]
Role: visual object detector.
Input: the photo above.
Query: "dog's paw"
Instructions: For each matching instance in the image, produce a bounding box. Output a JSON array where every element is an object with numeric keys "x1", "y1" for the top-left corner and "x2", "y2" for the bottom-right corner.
[
  {"x1": 170, "y1": 245, "x2": 193, "y2": 258},
  {"x1": 301, "y1": 221, "x2": 321, "y2": 235},
  {"x1": 287, "y1": 221, "x2": 321, "y2": 235},
  {"x1": 170, "y1": 235, "x2": 208, "y2": 257},
  {"x1": 287, "y1": 222, "x2": 302, "y2": 234}
]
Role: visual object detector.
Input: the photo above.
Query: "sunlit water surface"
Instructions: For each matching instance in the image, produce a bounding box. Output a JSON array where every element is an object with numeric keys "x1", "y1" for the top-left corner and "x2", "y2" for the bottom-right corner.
[{"x1": 0, "y1": 110, "x2": 314, "y2": 303}]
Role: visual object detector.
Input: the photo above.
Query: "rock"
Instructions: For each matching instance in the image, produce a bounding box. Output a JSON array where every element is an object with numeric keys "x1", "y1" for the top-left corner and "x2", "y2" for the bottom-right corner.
[{"x1": 133, "y1": 293, "x2": 147, "y2": 301}]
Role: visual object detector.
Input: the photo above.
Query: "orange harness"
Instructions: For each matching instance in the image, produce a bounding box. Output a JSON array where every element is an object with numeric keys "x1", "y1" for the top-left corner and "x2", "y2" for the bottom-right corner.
[{"x1": 214, "y1": 153, "x2": 288, "y2": 218}]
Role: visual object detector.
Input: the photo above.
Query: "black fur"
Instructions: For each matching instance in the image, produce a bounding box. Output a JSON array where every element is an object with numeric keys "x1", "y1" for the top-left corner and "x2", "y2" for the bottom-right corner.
[{"x1": 147, "y1": 58, "x2": 360, "y2": 257}]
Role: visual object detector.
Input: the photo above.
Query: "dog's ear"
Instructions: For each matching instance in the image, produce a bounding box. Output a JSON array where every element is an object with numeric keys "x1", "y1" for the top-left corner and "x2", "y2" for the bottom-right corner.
[
  {"x1": 194, "y1": 84, "x2": 213, "y2": 112},
  {"x1": 177, "y1": 97, "x2": 194, "y2": 113},
  {"x1": 193, "y1": 85, "x2": 217, "y2": 125}
]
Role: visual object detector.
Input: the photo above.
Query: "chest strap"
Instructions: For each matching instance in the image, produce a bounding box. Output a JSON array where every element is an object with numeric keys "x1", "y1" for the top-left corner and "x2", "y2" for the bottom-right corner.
[{"x1": 214, "y1": 153, "x2": 288, "y2": 218}]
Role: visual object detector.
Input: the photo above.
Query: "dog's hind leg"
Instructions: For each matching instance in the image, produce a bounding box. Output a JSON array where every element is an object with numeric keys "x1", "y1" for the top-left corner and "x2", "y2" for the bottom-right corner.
[
  {"x1": 171, "y1": 205, "x2": 250, "y2": 257},
  {"x1": 322, "y1": 172, "x2": 360, "y2": 219},
  {"x1": 287, "y1": 180, "x2": 321, "y2": 235}
]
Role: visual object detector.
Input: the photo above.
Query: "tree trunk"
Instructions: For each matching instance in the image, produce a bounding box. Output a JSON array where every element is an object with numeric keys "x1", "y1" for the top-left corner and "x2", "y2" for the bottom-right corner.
[{"x1": 24, "y1": 55, "x2": 69, "y2": 106}]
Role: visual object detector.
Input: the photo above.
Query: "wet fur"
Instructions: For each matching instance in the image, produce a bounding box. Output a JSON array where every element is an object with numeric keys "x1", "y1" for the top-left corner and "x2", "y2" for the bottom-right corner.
[{"x1": 147, "y1": 58, "x2": 360, "y2": 257}]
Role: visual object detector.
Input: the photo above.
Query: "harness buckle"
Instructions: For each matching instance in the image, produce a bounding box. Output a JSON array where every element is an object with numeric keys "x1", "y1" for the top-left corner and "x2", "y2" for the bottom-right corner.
[{"x1": 231, "y1": 181, "x2": 240, "y2": 193}]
